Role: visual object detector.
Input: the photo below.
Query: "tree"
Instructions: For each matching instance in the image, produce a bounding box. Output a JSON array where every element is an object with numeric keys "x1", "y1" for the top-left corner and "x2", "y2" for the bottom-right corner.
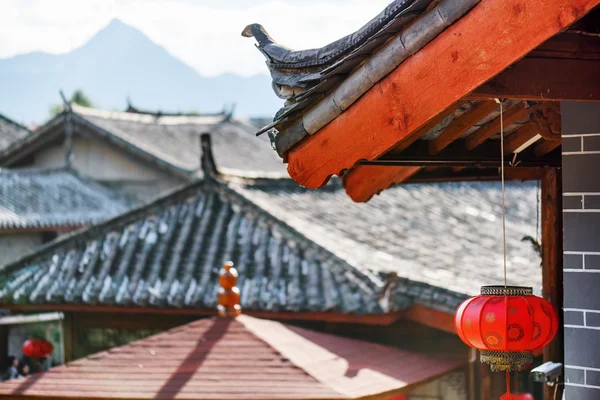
[{"x1": 49, "y1": 90, "x2": 94, "y2": 117}]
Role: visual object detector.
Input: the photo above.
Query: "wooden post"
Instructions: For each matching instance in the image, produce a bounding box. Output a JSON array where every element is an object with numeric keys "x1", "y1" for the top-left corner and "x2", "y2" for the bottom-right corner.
[
  {"x1": 466, "y1": 349, "x2": 476, "y2": 400},
  {"x1": 0, "y1": 327, "x2": 8, "y2": 369},
  {"x1": 479, "y1": 360, "x2": 492, "y2": 400},
  {"x1": 62, "y1": 313, "x2": 74, "y2": 363},
  {"x1": 541, "y1": 167, "x2": 564, "y2": 400}
]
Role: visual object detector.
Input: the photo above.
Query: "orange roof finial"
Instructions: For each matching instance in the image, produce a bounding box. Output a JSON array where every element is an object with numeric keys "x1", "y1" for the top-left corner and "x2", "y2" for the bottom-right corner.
[{"x1": 218, "y1": 261, "x2": 241, "y2": 318}]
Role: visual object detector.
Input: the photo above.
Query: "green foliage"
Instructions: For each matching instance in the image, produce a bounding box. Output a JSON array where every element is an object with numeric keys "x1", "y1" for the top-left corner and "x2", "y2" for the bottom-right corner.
[
  {"x1": 49, "y1": 89, "x2": 94, "y2": 117},
  {"x1": 71, "y1": 90, "x2": 93, "y2": 108}
]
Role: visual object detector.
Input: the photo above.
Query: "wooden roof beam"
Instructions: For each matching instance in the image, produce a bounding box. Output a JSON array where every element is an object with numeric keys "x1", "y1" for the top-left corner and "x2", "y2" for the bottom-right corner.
[
  {"x1": 528, "y1": 31, "x2": 600, "y2": 60},
  {"x1": 286, "y1": 0, "x2": 599, "y2": 189},
  {"x1": 408, "y1": 167, "x2": 544, "y2": 183},
  {"x1": 366, "y1": 139, "x2": 560, "y2": 168},
  {"x1": 342, "y1": 102, "x2": 466, "y2": 203},
  {"x1": 343, "y1": 165, "x2": 421, "y2": 202},
  {"x1": 469, "y1": 57, "x2": 600, "y2": 101}
]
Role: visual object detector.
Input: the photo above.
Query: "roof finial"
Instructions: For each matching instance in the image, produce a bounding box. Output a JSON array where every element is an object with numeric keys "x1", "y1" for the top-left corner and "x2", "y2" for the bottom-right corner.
[
  {"x1": 218, "y1": 261, "x2": 241, "y2": 318},
  {"x1": 59, "y1": 90, "x2": 74, "y2": 168},
  {"x1": 200, "y1": 133, "x2": 218, "y2": 179}
]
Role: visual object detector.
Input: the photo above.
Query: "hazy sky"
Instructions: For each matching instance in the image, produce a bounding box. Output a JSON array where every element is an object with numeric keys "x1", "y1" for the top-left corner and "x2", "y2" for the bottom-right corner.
[{"x1": 0, "y1": 0, "x2": 390, "y2": 77}]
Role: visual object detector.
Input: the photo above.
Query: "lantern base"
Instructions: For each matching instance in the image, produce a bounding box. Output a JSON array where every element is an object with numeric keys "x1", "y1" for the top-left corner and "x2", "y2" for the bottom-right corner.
[{"x1": 480, "y1": 350, "x2": 533, "y2": 372}]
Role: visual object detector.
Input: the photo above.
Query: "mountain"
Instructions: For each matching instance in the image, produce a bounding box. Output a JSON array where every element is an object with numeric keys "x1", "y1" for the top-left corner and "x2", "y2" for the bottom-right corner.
[{"x1": 0, "y1": 19, "x2": 281, "y2": 124}]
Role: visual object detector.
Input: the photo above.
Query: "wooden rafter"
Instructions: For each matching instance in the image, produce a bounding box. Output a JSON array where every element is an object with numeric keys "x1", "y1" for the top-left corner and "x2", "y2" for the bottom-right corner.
[
  {"x1": 464, "y1": 102, "x2": 534, "y2": 150},
  {"x1": 534, "y1": 140, "x2": 562, "y2": 157},
  {"x1": 429, "y1": 101, "x2": 497, "y2": 155},
  {"x1": 286, "y1": 0, "x2": 599, "y2": 189},
  {"x1": 391, "y1": 102, "x2": 468, "y2": 153},
  {"x1": 503, "y1": 123, "x2": 542, "y2": 154},
  {"x1": 503, "y1": 105, "x2": 561, "y2": 154}
]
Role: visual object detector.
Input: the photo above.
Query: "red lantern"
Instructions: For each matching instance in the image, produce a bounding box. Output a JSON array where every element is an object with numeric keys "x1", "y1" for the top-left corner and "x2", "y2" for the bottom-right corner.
[
  {"x1": 512, "y1": 394, "x2": 534, "y2": 400},
  {"x1": 455, "y1": 286, "x2": 558, "y2": 372},
  {"x1": 22, "y1": 339, "x2": 54, "y2": 358},
  {"x1": 499, "y1": 394, "x2": 534, "y2": 400}
]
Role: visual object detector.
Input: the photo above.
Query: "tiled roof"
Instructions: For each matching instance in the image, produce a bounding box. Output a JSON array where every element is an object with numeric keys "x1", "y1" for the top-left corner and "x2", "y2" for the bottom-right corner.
[
  {"x1": 229, "y1": 178, "x2": 542, "y2": 309},
  {"x1": 0, "y1": 114, "x2": 31, "y2": 153},
  {"x1": 0, "y1": 315, "x2": 464, "y2": 399},
  {"x1": 74, "y1": 105, "x2": 287, "y2": 177},
  {"x1": 0, "y1": 178, "x2": 384, "y2": 314},
  {"x1": 0, "y1": 105, "x2": 287, "y2": 179},
  {"x1": 0, "y1": 168, "x2": 132, "y2": 231}
]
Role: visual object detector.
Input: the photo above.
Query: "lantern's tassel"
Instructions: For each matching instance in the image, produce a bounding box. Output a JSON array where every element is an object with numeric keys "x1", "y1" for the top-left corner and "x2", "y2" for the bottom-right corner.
[{"x1": 500, "y1": 370, "x2": 515, "y2": 400}]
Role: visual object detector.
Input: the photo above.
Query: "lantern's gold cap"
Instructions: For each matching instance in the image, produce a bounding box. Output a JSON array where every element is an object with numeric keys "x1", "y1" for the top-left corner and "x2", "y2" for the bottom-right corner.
[{"x1": 480, "y1": 286, "x2": 533, "y2": 296}]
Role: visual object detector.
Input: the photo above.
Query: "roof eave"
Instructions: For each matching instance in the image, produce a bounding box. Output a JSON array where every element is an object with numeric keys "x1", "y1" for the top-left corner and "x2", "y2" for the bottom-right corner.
[{"x1": 268, "y1": 0, "x2": 599, "y2": 199}]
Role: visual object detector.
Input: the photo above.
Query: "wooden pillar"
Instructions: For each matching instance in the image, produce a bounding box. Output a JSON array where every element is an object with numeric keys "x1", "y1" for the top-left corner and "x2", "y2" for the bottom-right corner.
[
  {"x1": 466, "y1": 349, "x2": 476, "y2": 400},
  {"x1": 479, "y1": 359, "x2": 492, "y2": 400},
  {"x1": 541, "y1": 167, "x2": 564, "y2": 400},
  {"x1": 62, "y1": 313, "x2": 75, "y2": 363},
  {"x1": 0, "y1": 326, "x2": 8, "y2": 368}
]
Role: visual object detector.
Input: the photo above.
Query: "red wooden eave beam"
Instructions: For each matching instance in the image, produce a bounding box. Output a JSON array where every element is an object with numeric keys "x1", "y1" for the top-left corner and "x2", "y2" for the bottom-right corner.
[{"x1": 285, "y1": 0, "x2": 599, "y2": 190}]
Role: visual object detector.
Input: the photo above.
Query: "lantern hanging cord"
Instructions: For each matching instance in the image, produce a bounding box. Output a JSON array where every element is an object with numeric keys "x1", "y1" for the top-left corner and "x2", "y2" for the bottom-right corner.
[{"x1": 495, "y1": 98, "x2": 507, "y2": 288}]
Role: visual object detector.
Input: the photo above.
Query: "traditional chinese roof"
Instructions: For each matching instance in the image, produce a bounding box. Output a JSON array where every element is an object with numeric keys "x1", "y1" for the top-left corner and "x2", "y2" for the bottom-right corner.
[
  {"x1": 0, "y1": 114, "x2": 31, "y2": 153},
  {"x1": 0, "y1": 134, "x2": 542, "y2": 316},
  {"x1": 0, "y1": 104, "x2": 286, "y2": 179},
  {"x1": 242, "y1": 0, "x2": 596, "y2": 201},
  {"x1": 229, "y1": 178, "x2": 542, "y2": 303},
  {"x1": 242, "y1": 0, "x2": 444, "y2": 140},
  {"x1": 0, "y1": 168, "x2": 131, "y2": 231},
  {"x1": 0, "y1": 170, "x2": 384, "y2": 315},
  {"x1": 0, "y1": 315, "x2": 464, "y2": 399}
]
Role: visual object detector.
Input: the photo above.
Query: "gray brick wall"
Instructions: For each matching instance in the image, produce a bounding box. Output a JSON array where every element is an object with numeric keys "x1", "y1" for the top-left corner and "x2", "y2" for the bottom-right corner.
[{"x1": 562, "y1": 102, "x2": 600, "y2": 400}]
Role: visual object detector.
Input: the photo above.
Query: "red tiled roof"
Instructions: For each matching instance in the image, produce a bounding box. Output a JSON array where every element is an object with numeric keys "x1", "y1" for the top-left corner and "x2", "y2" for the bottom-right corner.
[{"x1": 0, "y1": 316, "x2": 464, "y2": 400}]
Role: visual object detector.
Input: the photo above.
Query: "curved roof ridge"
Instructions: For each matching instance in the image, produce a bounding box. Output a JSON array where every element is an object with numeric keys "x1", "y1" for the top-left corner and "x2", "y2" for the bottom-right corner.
[{"x1": 72, "y1": 104, "x2": 226, "y2": 126}]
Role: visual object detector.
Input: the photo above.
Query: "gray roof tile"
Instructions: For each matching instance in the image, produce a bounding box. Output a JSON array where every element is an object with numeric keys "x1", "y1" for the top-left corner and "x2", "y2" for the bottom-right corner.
[
  {"x1": 0, "y1": 168, "x2": 132, "y2": 230},
  {"x1": 229, "y1": 179, "x2": 542, "y2": 305},
  {"x1": 74, "y1": 105, "x2": 287, "y2": 177}
]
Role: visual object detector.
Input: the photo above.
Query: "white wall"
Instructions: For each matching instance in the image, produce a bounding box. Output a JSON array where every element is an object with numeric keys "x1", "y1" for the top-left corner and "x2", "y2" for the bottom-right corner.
[
  {"x1": 34, "y1": 137, "x2": 171, "y2": 181},
  {"x1": 32, "y1": 136, "x2": 183, "y2": 199}
]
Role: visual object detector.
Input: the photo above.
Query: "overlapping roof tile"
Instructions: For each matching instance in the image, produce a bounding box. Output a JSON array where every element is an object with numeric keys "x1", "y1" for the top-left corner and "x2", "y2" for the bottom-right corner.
[
  {"x1": 229, "y1": 178, "x2": 542, "y2": 309},
  {"x1": 0, "y1": 178, "x2": 384, "y2": 314},
  {"x1": 0, "y1": 168, "x2": 132, "y2": 231}
]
